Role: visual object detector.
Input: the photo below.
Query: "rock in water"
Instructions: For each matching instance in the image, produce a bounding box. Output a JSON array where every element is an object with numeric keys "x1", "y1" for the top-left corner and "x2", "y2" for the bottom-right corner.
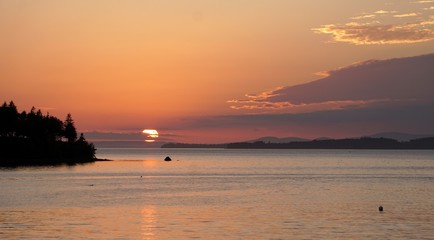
[
  {"x1": 379, "y1": 206, "x2": 383, "y2": 212},
  {"x1": 164, "y1": 156, "x2": 172, "y2": 161}
]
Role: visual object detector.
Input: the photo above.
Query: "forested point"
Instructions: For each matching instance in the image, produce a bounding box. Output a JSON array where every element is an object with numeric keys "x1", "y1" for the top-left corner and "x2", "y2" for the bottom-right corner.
[{"x1": 0, "y1": 101, "x2": 96, "y2": 166}]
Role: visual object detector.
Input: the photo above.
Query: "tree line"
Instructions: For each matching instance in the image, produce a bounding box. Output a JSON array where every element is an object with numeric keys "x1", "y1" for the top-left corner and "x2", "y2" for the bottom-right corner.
[
  {"x1": 161, "y1": 137, "x2": 434, "y2": 149},
  {"x1": 226, "y1": 137, "x2": 434, "y2": 149},
  {"x1": 0, "y1": 101, "x2": 96, "y2": 166}
]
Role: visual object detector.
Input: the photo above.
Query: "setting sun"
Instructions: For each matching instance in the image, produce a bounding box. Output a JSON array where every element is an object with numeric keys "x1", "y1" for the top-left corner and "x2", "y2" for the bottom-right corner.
[{"x1": 142, "y1": 129, "x2": 159, "y2": 142}]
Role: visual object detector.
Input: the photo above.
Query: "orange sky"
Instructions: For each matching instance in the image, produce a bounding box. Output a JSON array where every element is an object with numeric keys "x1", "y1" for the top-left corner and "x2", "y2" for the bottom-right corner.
[{"x1": 1, "y1": 1, "x2": 433, "y2": 143}]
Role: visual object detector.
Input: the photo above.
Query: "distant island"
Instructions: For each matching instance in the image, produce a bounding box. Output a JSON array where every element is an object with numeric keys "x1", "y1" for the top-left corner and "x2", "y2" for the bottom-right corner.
[
  {"x1": 162, "y1": 137, "x2": 434, "y2": 149},
  {"x1": 161, "y1": 143, "x2": 227, "y2": 148},
  {"x1": 226, "y1": 137, "x2": 434, "y2": 149},
  {"x1": 0, "y1": 101, "x2": 97, "y2": 166}
]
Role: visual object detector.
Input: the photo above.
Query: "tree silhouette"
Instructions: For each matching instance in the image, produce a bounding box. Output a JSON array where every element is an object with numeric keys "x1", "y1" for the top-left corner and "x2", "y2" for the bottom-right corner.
[
  {"x1": 64, "y1": 113, "x2": 77, "y2": 143},
  {"x1": 0, "y1": 101, "x2": 96, "y2": 166},
  {"x1": 0, "y1": 101, "x2": 18, "y2": 137}
]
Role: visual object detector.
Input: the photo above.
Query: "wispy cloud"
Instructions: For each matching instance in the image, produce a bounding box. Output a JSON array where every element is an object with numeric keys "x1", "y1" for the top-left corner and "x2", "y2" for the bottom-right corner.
[
  {"x1": 351, "y1": 14, "x2": 376, "y2": 20},
  {"x1": 228, "y1": 98, "x2": 399, "y2": 115},
  {"x1": 227, "y1": 87, "x2": 291, "y2": 111},
  {"x1": 314, "y1": 1, "x2": 434, "y2": 45},
  {"x1": 375, "y1": 10, "x2": 397, "y2": 14},
  {"x1": 313, "y1": 21, "x2": 434, "y2": 45},
  {"x1": 393, "y1": 13, "x2": 419, "y2": 17},
  {"x1": 83, "y1": 131, "x2": 178, "y2": 143}
]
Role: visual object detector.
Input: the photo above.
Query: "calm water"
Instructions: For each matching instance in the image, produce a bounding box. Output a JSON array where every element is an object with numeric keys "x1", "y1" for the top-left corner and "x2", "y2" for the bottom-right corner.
[{"x1": 1, "y1": 149, "x2": 434, "y2": 239}]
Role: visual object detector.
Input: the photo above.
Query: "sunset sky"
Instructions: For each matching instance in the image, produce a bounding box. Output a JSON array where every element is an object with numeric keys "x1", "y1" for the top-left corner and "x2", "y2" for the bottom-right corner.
[{"x1": 1, "y1": 0, "x2": 433, "y2": 144}]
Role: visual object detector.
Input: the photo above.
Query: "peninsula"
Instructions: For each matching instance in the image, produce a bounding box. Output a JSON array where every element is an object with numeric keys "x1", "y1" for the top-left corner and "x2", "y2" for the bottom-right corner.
[{"x1": 0, "y1": 101, "x2": 97, "y2": 166}]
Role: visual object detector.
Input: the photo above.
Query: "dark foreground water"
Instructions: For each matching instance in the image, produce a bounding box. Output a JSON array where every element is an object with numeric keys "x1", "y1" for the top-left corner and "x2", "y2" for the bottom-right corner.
[{"x1": 1, "y1": 149, "x2": 434, "y2": 239}]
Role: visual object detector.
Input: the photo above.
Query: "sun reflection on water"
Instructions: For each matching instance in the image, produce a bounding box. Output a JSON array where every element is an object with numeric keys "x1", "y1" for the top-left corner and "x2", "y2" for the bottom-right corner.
[{"x1": 141, "y1": 206, "x2": 157, "y2": 240}]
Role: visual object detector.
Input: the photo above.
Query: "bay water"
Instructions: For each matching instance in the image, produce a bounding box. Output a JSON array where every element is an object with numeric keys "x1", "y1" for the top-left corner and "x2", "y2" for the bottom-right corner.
[{"x1": 1, "y1": 149, "x2": 434, "y2": 239}]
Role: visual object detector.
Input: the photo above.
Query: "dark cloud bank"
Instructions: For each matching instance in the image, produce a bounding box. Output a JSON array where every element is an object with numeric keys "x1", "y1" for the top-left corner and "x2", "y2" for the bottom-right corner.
[
  {"x1": 268, "y1": 53, "x2": 434, "y2": 105},
  {"x1": 203, "y1": 53, "x2": 434, "y2": 138}
]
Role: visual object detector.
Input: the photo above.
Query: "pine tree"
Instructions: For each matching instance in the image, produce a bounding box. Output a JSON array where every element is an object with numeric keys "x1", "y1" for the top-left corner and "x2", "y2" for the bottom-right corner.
[{"x1": 64, "y1": 113, "x2": 77, "y2": 143}]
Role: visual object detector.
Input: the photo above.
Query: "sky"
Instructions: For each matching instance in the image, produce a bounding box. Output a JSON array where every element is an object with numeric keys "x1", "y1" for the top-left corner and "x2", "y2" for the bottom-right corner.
[{"x1": 1, "y1": 0, "x2": 433, "y2": 144}]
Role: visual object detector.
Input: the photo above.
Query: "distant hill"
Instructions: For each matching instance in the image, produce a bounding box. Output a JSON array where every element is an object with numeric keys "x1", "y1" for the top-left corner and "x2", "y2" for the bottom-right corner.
[
  {"x1": 313, "y1": 137, "x2": 333, "y2": 141},
  {"x1": 250, "y1": 132, "x2": 434, "y2": 143},
  {"x1": 161, "y1": 143, "x2": 227, "y2": 148},
  {"x1": 247, "y1": 136, "x2": 309, "y2": 143},
  {"x1": 362, "y1": 132, "x2": 434, "y2": 142},
  {"x1": 161, "y1": 132, "x2": 434, "y2": 149},
  {"x1": 227, "y1": 137, "x2": 434, "y2": 149}
]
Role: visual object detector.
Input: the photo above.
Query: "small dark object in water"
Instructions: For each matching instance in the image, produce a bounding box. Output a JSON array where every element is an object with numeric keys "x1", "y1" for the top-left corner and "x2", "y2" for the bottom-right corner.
[
  {"x1": 379, "y1": 206, "x2": 383, "y2": 212},
  {"x1": 164, "y1": 156, "x2": 172, "y2": 161}
]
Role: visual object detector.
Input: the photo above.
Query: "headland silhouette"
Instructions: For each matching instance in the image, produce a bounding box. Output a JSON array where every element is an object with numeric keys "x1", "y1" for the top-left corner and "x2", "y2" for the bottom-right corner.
[{"x1": 0, "y1": 101, "x2": 97, "y2": 166}]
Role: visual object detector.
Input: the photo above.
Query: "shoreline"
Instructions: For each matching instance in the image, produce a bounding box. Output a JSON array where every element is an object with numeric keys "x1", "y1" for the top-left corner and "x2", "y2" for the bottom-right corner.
[{"x1": 0, "y1": 158, "x2": 112, "y2": 167}]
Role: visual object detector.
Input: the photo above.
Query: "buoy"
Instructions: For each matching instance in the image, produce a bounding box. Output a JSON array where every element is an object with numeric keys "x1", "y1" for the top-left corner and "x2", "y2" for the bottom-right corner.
[
  {"x1": 164, "y1": 156, "x2": 172, "y2": 161},
  {"x1": 379, "y1": 206, "x2": 383, "y2": 212}
]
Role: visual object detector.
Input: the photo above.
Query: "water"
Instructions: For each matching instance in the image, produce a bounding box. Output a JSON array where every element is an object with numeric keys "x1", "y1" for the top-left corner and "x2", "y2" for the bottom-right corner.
[{"x1": 1, "y1": 149, "x2": 434, "y2": 239}]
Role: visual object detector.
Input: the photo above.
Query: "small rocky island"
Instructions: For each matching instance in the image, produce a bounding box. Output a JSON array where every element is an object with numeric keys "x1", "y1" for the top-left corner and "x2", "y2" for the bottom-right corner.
[{"x1": 0, "y1": 101, "x2": 97, "y2": 166}]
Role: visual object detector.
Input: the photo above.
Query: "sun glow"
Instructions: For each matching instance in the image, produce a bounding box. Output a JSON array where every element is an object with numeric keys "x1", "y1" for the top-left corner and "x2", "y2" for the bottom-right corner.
[{"x1": 142, "y1": 129, "x2": 159, "y2": 143}]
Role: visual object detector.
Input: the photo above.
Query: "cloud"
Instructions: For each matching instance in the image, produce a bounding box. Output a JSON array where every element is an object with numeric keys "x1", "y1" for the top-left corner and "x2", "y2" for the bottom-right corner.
[
  {"x1": 229, "y1": 54, "x2": 434, "y2": 112},
  {"x1": 393, "y1": 13, "x2": 419, "y2": 17},
  {"x1": 314, "y1": 1, "x2": 434, "y2": 45},
  {"x1": 375, "y1": 10, "x2": 396, "y2": 14},
  {"x1": 314, "y1": 20, "x2": 434, "y2": 45},
  {"x1": 351, "y1": 14, "x2": 377, "y2": 20},
  {"x1": 181, "y1": 103, "x2": 434, "y2": 139},
  {"x1": 227, "y1": 87, "x2": 293, "y2": 111},
  {"x1": 83, "y1": 131, "x2": 178, "y2": 143}
]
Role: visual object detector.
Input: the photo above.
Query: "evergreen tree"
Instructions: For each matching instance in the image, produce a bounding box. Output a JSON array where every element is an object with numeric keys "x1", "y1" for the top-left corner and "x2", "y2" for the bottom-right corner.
[
  {"x1": 64, "y1": 113, "x2": 77, "y2": 143},
  {"x1": 0, "y1": 101, "x2": 18, "y2": 137}
]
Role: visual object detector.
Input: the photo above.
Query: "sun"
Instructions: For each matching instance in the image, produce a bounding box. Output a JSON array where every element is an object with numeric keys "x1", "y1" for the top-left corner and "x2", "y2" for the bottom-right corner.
[{"x1": 142, "y1": 129, "x2": 159, "y2": 142}]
